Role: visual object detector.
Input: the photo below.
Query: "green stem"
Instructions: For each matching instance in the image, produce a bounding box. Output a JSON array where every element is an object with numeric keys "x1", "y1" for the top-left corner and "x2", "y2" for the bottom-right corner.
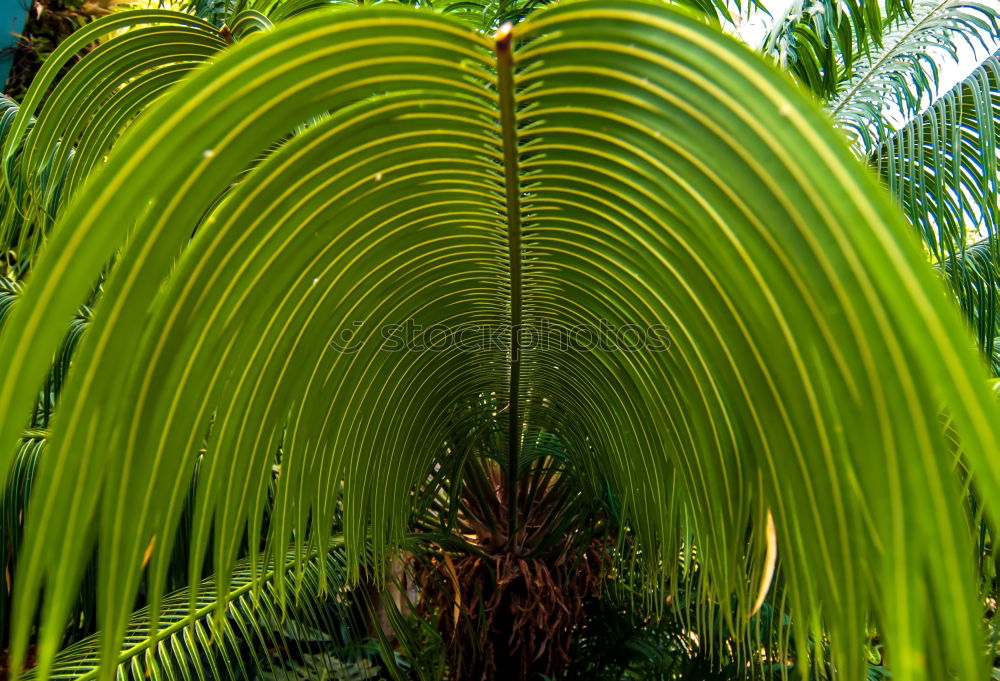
[{"x1": 495, "y1": 22, "x2": 521, "y2": 551}]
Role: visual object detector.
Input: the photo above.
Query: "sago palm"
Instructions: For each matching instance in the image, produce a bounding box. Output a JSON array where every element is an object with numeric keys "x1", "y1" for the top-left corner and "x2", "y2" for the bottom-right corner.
[{"x1": 0, "y1": 0, "x2": 998, "y2": 679}]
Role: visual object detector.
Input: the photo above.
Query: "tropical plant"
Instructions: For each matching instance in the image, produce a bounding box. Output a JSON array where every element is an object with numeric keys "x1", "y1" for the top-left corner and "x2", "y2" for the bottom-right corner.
[
  {"x1": 0, "y1": 0, "x2": 998, "y2": 679},
  {"x1": 2, "y1": 0, "x2": 119, "y2": 100},
  {"x1": 768, "y1": 0, "x2": 1000, "y2": 361}
]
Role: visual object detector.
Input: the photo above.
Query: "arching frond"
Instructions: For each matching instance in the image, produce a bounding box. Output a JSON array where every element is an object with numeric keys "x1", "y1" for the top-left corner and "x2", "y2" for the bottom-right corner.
[
  {"x1": 0, "y1": 0, "x2": 769, "y2": 270},
  {"x1": 1, "y1": 3, "x2": 999, "y2": 681},
  {"x1": 0, "y1": 11, "x2": 227, "y2": 263}
]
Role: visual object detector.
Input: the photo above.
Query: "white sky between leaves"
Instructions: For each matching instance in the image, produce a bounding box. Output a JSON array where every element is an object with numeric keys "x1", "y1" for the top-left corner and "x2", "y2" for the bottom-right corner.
[{"x1": 727, "y1": 0, "x2": 1000, "y2": 127}]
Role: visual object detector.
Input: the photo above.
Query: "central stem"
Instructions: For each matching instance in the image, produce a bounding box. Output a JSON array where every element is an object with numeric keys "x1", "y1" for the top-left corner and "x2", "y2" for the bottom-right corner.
[{"x1": 495, "y1": 22, "x2": 521, "y2": 550}]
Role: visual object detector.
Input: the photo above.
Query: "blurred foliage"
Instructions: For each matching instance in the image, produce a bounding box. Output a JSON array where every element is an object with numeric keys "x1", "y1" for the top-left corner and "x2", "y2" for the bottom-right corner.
[{"x1": 2, "y1": 0, "x2": 116, "y2": 100}]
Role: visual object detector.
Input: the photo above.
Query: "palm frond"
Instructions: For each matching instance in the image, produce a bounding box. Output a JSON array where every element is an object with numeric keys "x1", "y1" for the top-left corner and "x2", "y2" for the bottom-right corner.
[
  {"x1": 0, "y1": 277, "x2": 92, "y2": 427},
  {"x1": 938, "y1": 235, "x2": 1000, "y2": 365},
  {"x1": 871, "y1": 51, "x2": 999, "y2": 252},
  {"x1": 2, "y1": 435, "x2": 47, "y2": 655},
  {"x1": 0, "y1": 11, "x2": 226, "y2": 262},
  {"x1": 21, "y1": 539, "x2": 379, "y2": 681},
  {"x1": 830, "y1": 0, "x2": 999, "y2": 153},
  {"x1": 182, "y1": 0, "x2": 238, "y2": 26},
  {"x1": 0, "y1": 3, "x2": 998, "y2": 681},
  {"x1": 761, "y1": 0, "x2": 915, "y2": 98}
]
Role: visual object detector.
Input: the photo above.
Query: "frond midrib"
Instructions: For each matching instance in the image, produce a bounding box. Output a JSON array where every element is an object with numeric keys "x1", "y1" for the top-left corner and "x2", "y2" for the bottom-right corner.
[{"x1": 829, "y1": 0, "x2": 953, "y2": 118}]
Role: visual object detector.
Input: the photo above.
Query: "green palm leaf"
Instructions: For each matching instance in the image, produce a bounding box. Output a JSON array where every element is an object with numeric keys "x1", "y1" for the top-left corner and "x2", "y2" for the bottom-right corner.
[
  {"x1": 830, "y1": 0, "x2": 999, "y2": 153},
  {"x1": 0, "y1": 11, "x2": 227, "y2": 261},
  {"x1": 761, "y1": 0, "x2": 915, "y2": 98},
  {"x1": 870, "y1": 52, "x2": 999, "y2": 358},
  {"x1": 0, "y1": 2, "x2": 998, "y2": 680},
  {"x1": 21, "y1": 539, "x2": 367, "y2": 681},
  {"x1": 939, "y1": 235, "x2": 1000, "y2": 363},
  {"x1": 872, "y1": 51, "x2": 999, "y2": 248}
]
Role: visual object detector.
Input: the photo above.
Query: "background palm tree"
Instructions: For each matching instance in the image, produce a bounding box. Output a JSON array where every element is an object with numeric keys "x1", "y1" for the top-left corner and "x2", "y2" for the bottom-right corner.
[{"x1": 0, "y1": 0, "x2": 998, "y2": 679}]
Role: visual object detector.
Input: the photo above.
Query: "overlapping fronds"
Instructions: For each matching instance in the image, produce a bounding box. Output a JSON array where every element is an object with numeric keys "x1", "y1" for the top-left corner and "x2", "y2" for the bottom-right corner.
[
  {"x1": 20, "y1": 540, "x2": 376, "y2": 681},
  {"x1": 182, "y1": 0, "x2": 238, "y2": 25},
  {"x1": 0, "y1": 0, "x2": 762, "y2": 271},
  {"x1": 0, "y1": 11, "x2": 227, "y2": 263},
  {"x1": 0, "y1": 2, "x2": 999, "y2": 681},
  {"x1": 871, "y1": 51, "x2": 999, "y2": 251},
  {"x1": 0, "y1": 278, "x2": 92, "y2": 426},
  {"x1": 831, "y1": 0, "x2": 1000, "y2": 152},
  {"x1": 195, "y1": 0, "x2": 761, "y2": 34},
  {"x1": 761, "y1": 0, "x2": 915, "y2": 98},
  {"x1": 939, "y1": 235, "x2": 1000, "y2": 363},
  {"x1": 1, "y1": 436, "x2": 46, "y2": 654},
  {"x1": 869, "y1": 53, "x2": 1000, "y2": 356}
]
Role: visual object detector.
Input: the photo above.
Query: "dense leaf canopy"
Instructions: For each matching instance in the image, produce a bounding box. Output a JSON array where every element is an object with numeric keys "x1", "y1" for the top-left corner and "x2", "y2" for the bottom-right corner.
[{"x1": 0, "y1": 0, "x2": 998, "y2": 680}]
